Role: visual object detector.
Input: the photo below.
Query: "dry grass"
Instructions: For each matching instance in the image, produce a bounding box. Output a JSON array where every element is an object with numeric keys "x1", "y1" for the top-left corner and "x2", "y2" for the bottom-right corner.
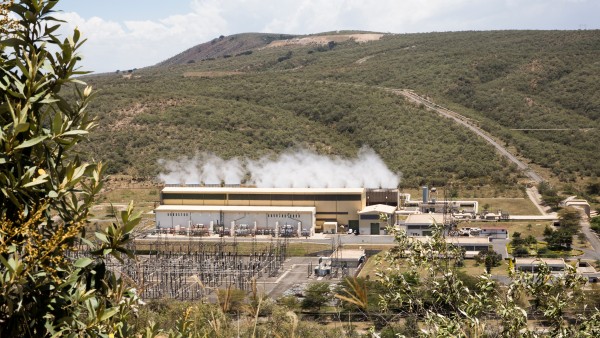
[
  {"x1": 475, "y1": 198, "x2": 541, "y2": 215},
  {"x1": 458, "y1": 258, "x2": 510, "y2": 277},
  {"x1": 358, "y1": 249, "x2": 512, "y2": 279},
  {"x1": 357, "y1": 251, "x2": 390, "y2": 279}
]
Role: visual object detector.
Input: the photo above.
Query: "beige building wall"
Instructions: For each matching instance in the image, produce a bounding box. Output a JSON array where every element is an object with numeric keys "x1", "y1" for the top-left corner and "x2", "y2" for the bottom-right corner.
[{"x1": 160, "y1": 188, "x2": 365, "y2": 232}]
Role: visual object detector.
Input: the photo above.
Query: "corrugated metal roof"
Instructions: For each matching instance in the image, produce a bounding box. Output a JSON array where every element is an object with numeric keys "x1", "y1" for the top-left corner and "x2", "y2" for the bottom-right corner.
[
  {"x1": 155, "y1": 205, "x2": 316, "y2": 213},
  {"x1": 161, "y1": 187, "x2": 365, "y2": 194},
  {"x1": 514, "y1": 258, "x2": 565, "y2": 266},
  {"x1": 405, "y1": 213, "x2": 445, "y2": 224},
  {"x1": 359, "y1": 204, "x2": 397, "y2": 214},
  {"x1": 445, "y1": 237, "x2": 491, "y2": 244},
  {"x1": 409, "y1": 237, "x2": 491, "y2": 244},
  {"x1": 331, "y1": 248, "x2": 366, "y2": 260}
]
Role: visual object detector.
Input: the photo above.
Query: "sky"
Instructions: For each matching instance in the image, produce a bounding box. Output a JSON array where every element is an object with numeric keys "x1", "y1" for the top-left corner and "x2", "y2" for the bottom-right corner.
[{"x1": 53, "y1": 0, "x2": 599, "y2": 73}]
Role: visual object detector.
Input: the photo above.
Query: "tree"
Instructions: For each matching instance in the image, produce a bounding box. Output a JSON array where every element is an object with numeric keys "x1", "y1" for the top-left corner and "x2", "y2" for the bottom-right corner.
[
  {"x1": 525, "y1": 234, "x2": 537, "y2": 246},
  {"x1": 538, "y1": 182, "x2": 562, "y2": 209},
  {"x1": 591, "y1": 216, "x2": 600, "y2": 234},
  {"x1": 301, "y1": 282, "x2": 331, "y2": 311},
  {"x1": 476, "y1": 249, "x2": 502, "y2": 273},
  {"x1": 376, "y1": 221, "x2": 600, "y2": 336},
  {"x1": 510, "y1": 232, "x2": 524, "y2": 247},
  {"x1": 1, "y1": 1, "x2": 142, "y2": 336},
  {"x1": 586, "y1": 181, "x2": 600, "y2": 195},
  {"x1": 558, "y1": 206, "x2": 582, "y2": 233}
]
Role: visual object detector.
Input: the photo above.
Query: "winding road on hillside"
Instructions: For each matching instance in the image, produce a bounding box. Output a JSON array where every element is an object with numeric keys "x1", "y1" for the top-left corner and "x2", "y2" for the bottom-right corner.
[
  {"x1": 387, "y1": 88, "x2": 600, "y2": 258},
  {"x1": 390, "y1": 89, "x2": 544, "y2": 184}
]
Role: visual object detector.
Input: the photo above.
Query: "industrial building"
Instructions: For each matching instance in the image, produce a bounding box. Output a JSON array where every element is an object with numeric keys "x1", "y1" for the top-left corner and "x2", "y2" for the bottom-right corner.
[
  {"x1": 400, "y1": 213, "x2": 446, "y2": 236},
  {"x1": 154, "y1": 205, "x2": 316, "y2": 236},
  {"x1": 514, "y1": 258, "x2": 566, "y2": 273},
  {"x1": 157, "y1": 186, "x2": 365, "y2": 235},
  {"x1": 401, "y1": 187, "x2": 478, "y2": 215},
  {"x1": 408, "y1": 236, "x2": 493, "y2": 258},
  {"x1": 480, "y1": 227, "x2": 509, "y2": 239},
  {"x1": 358, "y1": 204, "x2": 397, "y2": 235},
  {"x1": 154, "y1": 185, "x2": 479, "y2": 236}
]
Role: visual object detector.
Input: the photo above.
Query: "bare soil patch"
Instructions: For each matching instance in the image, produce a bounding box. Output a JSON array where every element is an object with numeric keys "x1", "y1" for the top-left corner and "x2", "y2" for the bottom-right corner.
[{"x1": 266, "y1": 33, "x2": 384, "y2": 48}]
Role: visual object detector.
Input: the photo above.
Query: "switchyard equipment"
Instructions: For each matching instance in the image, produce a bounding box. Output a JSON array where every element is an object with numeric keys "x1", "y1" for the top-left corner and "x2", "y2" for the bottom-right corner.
[{"x1": 69, "y1": 234, "x2": 288, "y2": 301}]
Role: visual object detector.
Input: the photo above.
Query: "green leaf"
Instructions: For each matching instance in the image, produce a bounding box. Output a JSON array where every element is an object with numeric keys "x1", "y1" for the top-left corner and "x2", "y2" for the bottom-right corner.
[
  {"x1": 99, "y1": 307, "x2": 119, "y2": 321},
  {"x1": 61, "y1": 130, "x2": 89, "y2": 137},
  {"x1": 14, "y1": 135, "x2": 48, "y2": 149},
  {"x1": 14, "y1": 122, "x2": 30, "y2": 133},
  {"x1": 22, "y1": 176, "x2": 48, "y2": 188},
  {"x1": 95, "y1": 232, "x2": 109, "y2": 244},
  {"x1": 51, "y1": 110, "x2": 63, "y2": 134},
  {"x1": 74, "y1": 257, "x2": 93, "y2": 268}
]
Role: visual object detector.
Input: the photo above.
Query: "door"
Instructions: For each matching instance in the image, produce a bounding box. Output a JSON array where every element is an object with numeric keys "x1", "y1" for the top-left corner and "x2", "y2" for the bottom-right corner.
[
  {"x1": 370, "y1": 223, "x2": 380, "y2": 235},
  {"x1": 348, "y1": 220, "x2": 359, "y2": 234}
]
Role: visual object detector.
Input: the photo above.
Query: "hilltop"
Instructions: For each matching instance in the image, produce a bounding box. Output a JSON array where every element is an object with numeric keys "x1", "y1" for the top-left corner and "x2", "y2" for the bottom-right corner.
[
  {"x1": 81, "y1": 30, "x2": 600, "y2": 195},
  {"x1": 158, "y1": 33, "x2": 297, "y2": 66}
]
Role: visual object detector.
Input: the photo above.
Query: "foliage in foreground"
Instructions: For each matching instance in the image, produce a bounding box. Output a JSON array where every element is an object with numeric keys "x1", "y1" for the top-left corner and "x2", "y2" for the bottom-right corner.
[
  {"x1": 375, "y1": 223, "x2": 600, "y2": 337},
  {"x1": 1, "y1": 1, "x2": 143, "y2": 336}
]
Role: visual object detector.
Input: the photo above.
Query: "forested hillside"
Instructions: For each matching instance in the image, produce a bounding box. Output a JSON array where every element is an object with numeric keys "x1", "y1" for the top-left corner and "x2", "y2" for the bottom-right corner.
[{"x1": 82, "y1": 30, "x2": 600, "y2": 189}]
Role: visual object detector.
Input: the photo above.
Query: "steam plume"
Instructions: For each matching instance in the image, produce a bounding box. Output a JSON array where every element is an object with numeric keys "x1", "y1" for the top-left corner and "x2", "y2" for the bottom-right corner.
[{"x1": 158, "y1": 147, "x2": 400, "y2": 189}]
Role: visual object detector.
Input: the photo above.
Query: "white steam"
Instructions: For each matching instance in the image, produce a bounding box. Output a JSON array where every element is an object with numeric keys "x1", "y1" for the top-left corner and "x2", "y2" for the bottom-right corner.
[
  {"x1": 158, "y1": 147, "x2": 400, "y2": 189},
  {"x1": 158, "y1": 153, "x2": 244, "y2": 185}
]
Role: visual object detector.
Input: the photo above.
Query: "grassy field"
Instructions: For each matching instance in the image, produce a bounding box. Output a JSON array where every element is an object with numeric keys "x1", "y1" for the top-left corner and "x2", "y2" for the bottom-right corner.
[
  {"x1": 474, "y1": 198, "x2": 541, "y2": 215},
  {"x1": 458, "y1": 258, "x2": 510, "y2": 277},
  {"x1": 358, "y1": 250, "x2": 511, "y2": 279},
  {"x1": 131, "y1": 239, "x2": 330, "y2": 256}
]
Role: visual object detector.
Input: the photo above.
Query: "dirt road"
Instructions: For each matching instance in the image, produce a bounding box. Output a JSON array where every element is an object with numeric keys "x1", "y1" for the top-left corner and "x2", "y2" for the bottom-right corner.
[{"x1": 392, "y1": 89, "x2": 544, "y2": 184}]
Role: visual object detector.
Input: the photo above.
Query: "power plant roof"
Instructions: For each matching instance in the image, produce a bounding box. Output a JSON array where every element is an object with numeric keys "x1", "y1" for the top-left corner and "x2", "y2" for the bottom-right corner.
[
  {"x1": 155, "y1": 205, "x2": 317, "y2": 213},
  {"x1": 161, "y1": 187, "x2": 365, "y2": 194}
]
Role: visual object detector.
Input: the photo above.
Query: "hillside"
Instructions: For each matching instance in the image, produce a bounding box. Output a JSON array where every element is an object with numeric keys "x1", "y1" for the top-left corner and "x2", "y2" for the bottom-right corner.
[
  {"x1": 81, "y1": 30, "x2": 600, "y2": 192},
  {"x1": 158, "y1": 33, "x2": 298, "y2": 66}
]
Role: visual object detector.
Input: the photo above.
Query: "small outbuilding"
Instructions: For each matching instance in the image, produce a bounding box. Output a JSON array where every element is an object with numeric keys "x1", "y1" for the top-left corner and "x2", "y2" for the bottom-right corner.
[
  {"x1": 331, "y1": 248, "x2": 366, "y2": 268},
  {"x1": 402, "y1": 213, "x2": 445, "y2": 236},
  {"x1": 480, "y1": 227, "x2": 509, "y2": 239},
  {"x1": 358, "y1": 204, "x2": 397, "y2": 235},
  {"x1": 322, "y1": 221, "x2": 338, "y2": 234},
  {"x1": 514, "y1": 258, "x2": 566, "y2": 273}
]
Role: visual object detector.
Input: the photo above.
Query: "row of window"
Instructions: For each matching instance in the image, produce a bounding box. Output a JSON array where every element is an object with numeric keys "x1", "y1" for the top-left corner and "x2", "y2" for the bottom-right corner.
[
  {"x1": 165, "y1": 212, "x2": 305, "y2": 218},
  {"x1": 407, "y1": 225, "x2": 432, "y2": 230},
  {"x1": 167, "y1": 212, "x2": 190, "y2": 217},
  {"x1": 268, "y1": 214, "x2": 301, "y2": 218}
]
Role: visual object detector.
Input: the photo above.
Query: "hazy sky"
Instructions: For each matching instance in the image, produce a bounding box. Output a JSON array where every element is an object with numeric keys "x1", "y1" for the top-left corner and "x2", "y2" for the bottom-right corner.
[{"x1": 53, "y1": 0, "x2": 599, "y2": 73}]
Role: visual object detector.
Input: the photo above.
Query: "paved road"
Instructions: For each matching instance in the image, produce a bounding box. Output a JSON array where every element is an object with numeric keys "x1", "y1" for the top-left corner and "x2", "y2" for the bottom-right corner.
[
  {"x1": 525, "y1": 187, "x2": 550, "y2": 216},
  {"x1": 579, "y1": 212, "x2": 600, "y2": 259}
]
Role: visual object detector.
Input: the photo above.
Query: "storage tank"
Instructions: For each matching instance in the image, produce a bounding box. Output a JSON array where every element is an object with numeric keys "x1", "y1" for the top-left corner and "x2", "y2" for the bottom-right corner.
[{"x1": 422, "y1": 186, "x2": 429, "y2": 203}]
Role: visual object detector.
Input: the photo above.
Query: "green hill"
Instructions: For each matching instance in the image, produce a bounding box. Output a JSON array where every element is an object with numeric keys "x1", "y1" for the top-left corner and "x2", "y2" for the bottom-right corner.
[{"x1": 81, "y1": 30, "x2": 600, "y2": 190}]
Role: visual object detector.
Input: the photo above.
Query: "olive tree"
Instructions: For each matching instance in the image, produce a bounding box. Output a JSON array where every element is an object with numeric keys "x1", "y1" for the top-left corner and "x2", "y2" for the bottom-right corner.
[{"x1": 1, "y1": 1, "x2": 144, "y2": 336}]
